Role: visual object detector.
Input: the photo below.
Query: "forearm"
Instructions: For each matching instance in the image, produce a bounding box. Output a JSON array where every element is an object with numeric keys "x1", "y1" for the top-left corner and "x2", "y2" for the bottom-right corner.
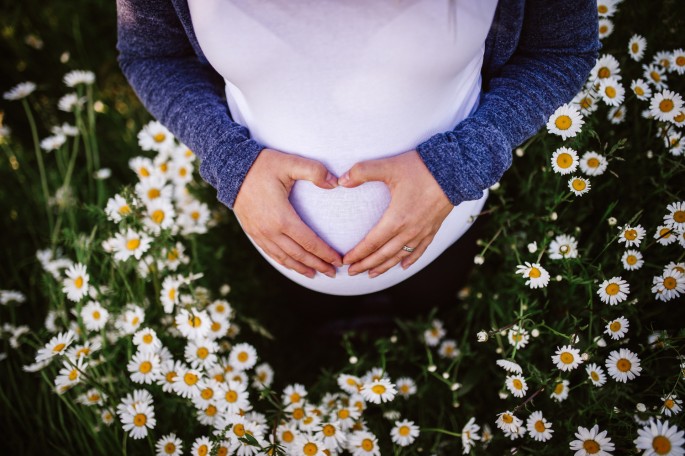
[{"x1": 417, "y1": 0, "x2": 600, "y2": 206}]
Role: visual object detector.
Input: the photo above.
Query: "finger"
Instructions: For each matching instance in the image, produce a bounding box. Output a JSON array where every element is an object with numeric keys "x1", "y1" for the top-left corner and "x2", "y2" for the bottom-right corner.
[
  {"x1": 282, "y1": 207, "x2": 343, "y2": 267},
  {"x1": 287, "y1": 156, "x2": 339, "y2": 189},
  {"x1": 367, "y1": 236, "x2": 424, "y2": 278},
  {"x1": 276, "y1": 234, "x2": 337, "y2": 278},
  {"x1": 343, "y1": 212, "x2": 408, "y2": 266},
  {"x1": 347, "y1": 232, "x2": 416, "y2": 276},
  {"x1": 260, "y1": 238, "x2": 316, "y2": 279},
  {"x1": 338, "y1": 159, "x2": 390, "y2": 188},
  {"x1": 400, "y1": 234, "x2": 435, "y2": 270}
]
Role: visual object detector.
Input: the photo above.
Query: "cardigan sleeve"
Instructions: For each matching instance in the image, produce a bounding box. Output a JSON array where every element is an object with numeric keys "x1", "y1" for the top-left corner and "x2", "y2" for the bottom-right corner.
[
  {"x1": 116, "y1": 0, "x2": 265, "y2": 209},
  {"x1": 415, "y1": 0, "x2": 601, "y2": 206}
]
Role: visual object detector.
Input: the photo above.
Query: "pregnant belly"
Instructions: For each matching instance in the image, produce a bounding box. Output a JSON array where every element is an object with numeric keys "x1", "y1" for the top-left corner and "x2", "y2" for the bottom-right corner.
[{"x1": 289, "y1": 180, "x2": 391, "y2": 255}]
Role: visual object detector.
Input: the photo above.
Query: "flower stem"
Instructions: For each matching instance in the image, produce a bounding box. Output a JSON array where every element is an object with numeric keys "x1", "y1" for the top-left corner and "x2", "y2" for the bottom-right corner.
[{"x1": 22, "y1": 98, "x2": 53, "y2": 232}]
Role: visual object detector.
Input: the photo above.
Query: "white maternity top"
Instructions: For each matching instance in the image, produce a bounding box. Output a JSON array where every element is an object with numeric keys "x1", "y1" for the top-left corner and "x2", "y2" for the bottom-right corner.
[{"x1": 188, "y1": 0, "x2": 497, "y2": 295}]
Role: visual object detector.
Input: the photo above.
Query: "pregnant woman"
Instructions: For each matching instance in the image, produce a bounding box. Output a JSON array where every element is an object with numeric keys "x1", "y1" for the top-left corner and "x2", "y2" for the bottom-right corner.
[{"x1": 116, "y1": 1, "x2": 599, "y2": 303}]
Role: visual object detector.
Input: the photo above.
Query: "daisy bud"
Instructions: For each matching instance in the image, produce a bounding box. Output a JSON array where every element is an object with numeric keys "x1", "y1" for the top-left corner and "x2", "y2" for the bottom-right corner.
[
  {"x1": 93, "y1": 101, "x2": 106, "y2": 113},
  {"x1": 496, "y1": 347, "x2": 503, "y2": 354},
  {"x1": 452, "y1": 401, "x2": 460, "y2": 408},
  {"x1": 531, "y1": 328, "x2": 540, "y2": 337},
  {"x1": 427, "y1": 364, "x2": 437, "y2": 373},
  {"x1": 646, "y1": 150, "x2": 653, "y2": 158},
  {"x1": 581, "y1": 353, "x2": 590, "y2": 361},
  {"x1": 390, "y1": 335, "x2": 398, "y2": 344},
  {"x1": 220, "y1": 284, "x2": 231, "y2": 296},
  {"x1": 608, "y1": 217, "x2": 617, "y2": 226},
  {"x1": 556, "y1": 275, "x2": 563, "y2": 282},
  {"x1": 636, "y1": 403, "x2": 646, "y2": 412},
  {"x1": 349, "y1": 356, "x2": 358, "y2": 365},
  {"x1": 442, "y1": 372, "x2": 450, "y2": 379},
  {"x1": 499, "y1": 391, "x2": 509, "y2": 399},
  {"x1": 474, "y1": 255, "x2": 485, "y2": 265},
  {"x1": 550, "y1": 212, "x2": 558, "y2": 221},
  {"x1": 476, "y1": 292, "x2": 483, "y2": 299},
  {"x1": 490, "y1": 182, "x2": 501, "y2": 191},
  {"x1": 451, "y1": 383, "x2": 461, "y2": 391},
  {"x1": 477, "y1": 331, "x2": 488, "y2": 342},
  {"x1": 60, "y1": 52, "x2": 70, "y2": 63},
  {"x1": 515, "y1": 147, "x2": 525, "y2": 157},
  {"x1": 527, "y1": 242, "x2": 538, "y2": 253}
]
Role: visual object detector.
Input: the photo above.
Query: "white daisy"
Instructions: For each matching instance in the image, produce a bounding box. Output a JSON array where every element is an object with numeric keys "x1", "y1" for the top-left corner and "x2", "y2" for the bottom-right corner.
[
  {"x1": 662, "y1": 395, "x2": 683, "y2": 417},
  {"x1": 360, "y1": 378, "x2": 396, "y2": 404},
  {"x1": 569, "y1": 424, "x2": 615, "y2": 456},
  {"x1": 654, "y1": 51, "x2": 674, "y2": 70},
  {"x1": 515, "y1": 262, "x2": 550, "y2": 289},
  {"x1": 135, "y1": 174, "x2": 173, "y2": 206},
  {"x1": 40, "y1": 134, "x2": 67, "y2": 152},
  {"x1": 598, "y1": 77, "x2": 624, "y2": 106},
  {"x1": 586, "y1": 363, "x2": 607, "y2": 387},
  {"x1": 423, "y1": 319, "x2": 446, "y2": 346},
  {"x1": 229, "y1": 342, "x2": 259, "y2": 371},
  {"x1": 129, "y1": 156, "x2": 155, "y2": 180},
  {"x1": 650, "y1": 90, "x2": 684, "y2": 122},
  {"x1": 390, "y1": 419, "x2": 419, "y2": 447},
  {"x1": 671, "y1": 49, "x2": 685, "y2": 75},
  {"x1": 598, "y1": 18, "x2": 613, "y2": 40},
  {"x1": 461, "y1": 417, "x2": 481, "y2": 454},
  {"x1": 138, "y1": 121, "x2": 175, "y2": 152},
  {"x1": 569, "y1": 176, "x2": 591, "y2": 196},
  {"x1": 111, "y1": 228, "x2": 152, "y2": 262},
  {"x1": 174, "y1": 308, "x2": 211, "y2": 341},
  {"x1": 591, "y1": 54, "x2": 621, "y2": 81},
  {"x1": 579, "y1": 151, "x2": 608, "y2": 177},
  {"x1": 618, "y1": 224, "x2": 646, "y2": 247},
  {"x1": 628, "y1": 35, "x2": 647, "y2": 61},
  {"x1": 438, "y1": 339, "x2": 460, "y2": 359},
  {"x1": 252, "y1": 362, "x2": 274, "y2": 390},
  {"x1": 348, "y1": 430, "x2": 380, "y2": 456},
  {"x1": 395, "y1": 377, "x2": 417, "y2": 398},
  {"x1": 644, "y1": 64, "x2": 668, "y2": 90},
  {"x1": 119, "y1": 399, "x2": 156, "y2": 440},
  {"x1": 548, "y1": 234, "x2": 579, "y2": 260},
  {"x1": 54, "y1": 357, "x2": 88, "y2": 394},
  {"x1": 552, "y1": 345, "x2": 584, "y2": 371},
  {"x1": 58, "y1": 93, "x2": 85, "y2": 112},
  {"x1": 127, "y1": 351, "x2": 161, "y2": 384},
  {"x1": 143, "y1": 198, "x2": 176, "y2": 235},
  {"x1": 621, "y1": 250, "x2": 644, "y2": 271},
  {"x1": 505, "y1": 374, "x2": 528, "y2": 398},
  {"x1": 508, "y1": 325, "x2": 530, "y2": 350},
  {"x1": 635, "y1": 419, "x2": 684, "y2": 456},
  {"x1": 550, "y1": 379, "x2": 570, "y2": 402},
  {"x1": 218, "y1": 379, "x2": 250, "y2": 414},
  {"x1": 526, "y1": 411, "x2": 553, "y2": 442},
  {"x1": 132, "y1": 327, "x2": 162, "y2": 353},
  {"x1": 156, "y1": 433, "x2": 183, "y2": 456},
  {"x1": 337, "y1": 374, "x2": 363, "y2": 395},
  {"x1": 177, "y1": 199, "x2": 211, "y2": 235},
  {"x1": 496, "y1": 359, "x2": 522, "y2": 374},
  {"x1": 652, "y1": 269, "x2": 685, "y2": 302},
  {"x1": 606, "y1": 348, "x2": 642, "y2": 383},
  {"x1": 665, "y1": 202, "x2": 685, "y2": 232},
  {"x1": 597, "y1": 276, "x2": 630, "y2": 305},
  {"x1": 173, "y1": 366, "x2": 203, "y2": 399},
  {"x1": 63, "y1": 70, "x2": 95, "y2": 87},
  {"x1": 184, "y1": 338, "x2": 218, "y2": 370},
  {"x1": 62, "y1": 263, "x2": 89, "y2": 302},
  {"x1": 3, "y1": 81, "x2": 36, "y2": 100},
  {"x1": 35, "y1": 330, "x2": 76, "y2": 363},
  {"x1": 495, "y1": 411, "x2": 523, "y2": 434},
  {"x1": 605, "y1": 316, "x2": 629, "y2": 340},
  {"x1": 596, "y1": 0, "x2": 617, "y2": 17},
  {"x1": 104, "y1": 194, "x2": 133, "y2": 223},
  {"x1": 160, "y1": 275, "x2": 182, "y2": 314},
  {"x1": 291, "y1": 434, "x2": 326, "y2": 456},
  {"x1": 573, "y1": 90, "x2": 600, "y2": 115},
  {"x1": 631, "y1": 79, "x2": 653, "y2": 100},
  {"x1": 116, "y1": 305, "x2": 145, "y2": 335},
  {"x1": 80, "y1": 300, "x2": 108, "y2": 332},
  {"x1": 551, "y1": 147, "x2": 579, "y2": 175},
  {"x1": 547, "y1": 103, "x2": 584, "y2": 139},
  {"x1": 157, "y1": 360, "x2": 184, "y2": 394}
]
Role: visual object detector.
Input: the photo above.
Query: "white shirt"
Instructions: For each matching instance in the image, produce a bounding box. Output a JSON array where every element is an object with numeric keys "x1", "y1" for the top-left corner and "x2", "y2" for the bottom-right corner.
[{"x1": 189, "y1": 0, "x2": 497, "y2": 295}]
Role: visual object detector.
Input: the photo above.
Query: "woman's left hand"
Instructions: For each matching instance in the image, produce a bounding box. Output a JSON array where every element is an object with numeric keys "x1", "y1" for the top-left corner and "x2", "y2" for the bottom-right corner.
[{"x1": 338, "y1": 150, "x2": 454, "y2": 277}]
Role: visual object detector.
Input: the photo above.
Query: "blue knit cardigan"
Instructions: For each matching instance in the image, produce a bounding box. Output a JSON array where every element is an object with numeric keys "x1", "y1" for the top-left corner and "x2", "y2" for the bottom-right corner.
[{"x1": 116, "y1": 0, "x2": 600, "y2": 209}]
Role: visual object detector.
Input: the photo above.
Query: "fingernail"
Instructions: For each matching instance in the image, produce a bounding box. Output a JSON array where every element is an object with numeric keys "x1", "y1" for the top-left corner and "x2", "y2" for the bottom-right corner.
[
  {"x1": 338, "y1": 173, "x2": 350, "y2": 186},
  {"x1": 369, "y1": 271, "x2": 379, "y2": 278},
  {"x1": 325, "y1": 172, "x2": 338, "y2": 188},
  {"x1": 305, "y1": 271, "x2": 316, "y2": 279},
  {"x1": 348, "y1": 269, "x2": 358, "y2": 276},
  {"x1": 324, "y1": 270, "x2": 336, "y2": 278},
  {"x1": 333, "y1": 260, "x2": 343, "y2": 268}
]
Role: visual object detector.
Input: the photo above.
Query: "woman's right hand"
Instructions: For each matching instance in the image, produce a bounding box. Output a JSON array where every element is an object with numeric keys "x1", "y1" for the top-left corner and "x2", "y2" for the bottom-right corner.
[{"x1": 233, "y1": 148, "x2": 343, "y2": 278}]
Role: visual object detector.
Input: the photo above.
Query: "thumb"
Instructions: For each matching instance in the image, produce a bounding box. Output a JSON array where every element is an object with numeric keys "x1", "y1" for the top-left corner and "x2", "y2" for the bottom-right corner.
[
  {"x1": 338, "y1": 159, "x2": 389, "y2": 188},
  {"x1": 287, "y1": 156, "x2": 339, "y2": 189}
]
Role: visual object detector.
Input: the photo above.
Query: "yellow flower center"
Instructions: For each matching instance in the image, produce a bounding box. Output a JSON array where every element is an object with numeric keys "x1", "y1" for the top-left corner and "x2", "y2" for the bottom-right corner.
[
  {"x1": 74, "y1": 276, "x2": 84, "y2": 288},
  {"x1": 597, "y1": 67, "x2": 610, "y2": 79},
  {"x1": 663, "y1": 277, "x2": 677, "y2": 290},
  {"x1": 624, "y1": 229, "x2": 637, "y2": 240},
  {"x1": 126, "y1": 238, "x2": 140, "y2": 251},
  {"x1": 179, "y1": 167, "x2": 188, "y2": 177},
  {"x1": 132, "y1": 316, "x2": 140, "y2": 326},
  {"x1": 665, "y1": 399, "x2": 675, "y2": 409},
  {"x1": 529, "y1": 267, "x2": 542, "y2": 278},
  {"x1": 139, "y1": 361, "x2": 152, "y2": 374},
  {"x1": 605, "y1": 283, "x2": 620, "y2": 295},
  {"x1": 676, "y1": 56, "x2": 685, "y2": 66},
  {"x1": 580, "y1": 97, "x2": 593, "y2": 109},
  {"x1": 166, "y1": 371, "x2": 177, "y2": 383},
  {"x1": 631, "y1": 43, "x2": 639, "y2": 53},
  {"x1": 554, "y1": 115, "x2": 572, "y2": 130},
  {"x1": 609, "y1": 321, "x2": 622, "y2": 332},
  {"x1": 53, "y1": 343, "x2": 66, "y2": 353},
  {"x1": 153, "y1": 133, "x2": 166, "y2": 143},
  {"x1": 534, "y1": 420, "x2": 546, "y2": 433},
  {"x1": 217, "y1": 446, "x2": 228, "y2": 456},
  {"x1": 184, "y1": 372, "x2": 198, "y2": 385},
  {"x1": 167, "y1": 249, "x2": 178, "y2": 261},
  {"x1": 134, "y1": 413, "x2": 147, "y2": 427},
  {"x1": 201, "y1": 387, "x2": 213, "y2": 400},
  {"x1": 303, "y1": 443, "x2": 319, "y2": 455},
  {"x1": 651, "y1": 71, "x2": 661, "y2": 82},
  {"x1": 599, "y1": 25, "x2": 608, "y2": 34},
  {"x1": 512, "y1": 379, "x2": 523, "y2": 390},
  {"x1": 626, "y1": 255, "x2": 637, "y2": 265},
  {"x1": 660, "y1": 99, "x2": 674, "y2": 113},
  {"x1": 583, "y1": 439, "x2": 600, "y2": 454},
  {"x1": 68, "y1": 369, "x2": 78, "y2": 381},
  {"x1": 282, "y1": 431, "x2": 294, "y2": 442},
  {"x1": 673, "y1": 210, "x2": 685, "y2": 223},
  {"x1": 190, "y1": 316, "x2": 202, "y2": 328},
  {"x1": 556, "y1": 152, "x2": 573, "y2": 168},
  {"x1": 191, "y1": 211, "x2": 201, "y2": 220},
  {"x1": 159, "y1": 162, "x2": 168, "y2": 173},
  {"x1": 597, "y1": 5, "x2": 608, "y2": 13},
  {"x1": 362, "y1": 439, "x2": 374, "y2": 451},
  {"x1": 399, "y1": 426, "x2": 410, "y2": 436},
  {"x1": 338, "y1": 409, "x2": 350, "y2": 419},
  {"x1": 502, "y1": 414, "x2": 513, "y2": 424},
  {"x1": 197, "y1": 444, "x2": 208, "y2": 456},
  {"x1": 572, "y1": 179, "x2": 587, "y2": 191},
  {"x1": 591, "y1": 371, "x2": 600, "y2": 381},
  {"x1": 560, "y1": 352, "x2": 575, "y2": 364},
  {"x1": 290, "y1": 392, "x2": 301, "y2": 403},
  {"x1": 139, "y1": 167, "x2": 150, "y2": 177},
  {"x1": 634, "y1": 86, "x2": 645, "y2": 96},
  {"x1": 323, "y1": 424, "x2": 336, "y2": 436},
  {"x1": 225, "y1": 390, "x2": 238, "y2": 403},
  {"x1": 205, "y1": 405, "x2": 217, "y2": 417},
  {"x1": 118, "y1": 205, "x2": 131, "y2": 215},
  {"x1": 616, "y1": 358, "x2": 632, "y2": 372},
  {"x1": 554, "y1": 383, "x2": 564, "y2": 395},
  {"x1": 142, "y1": 334, "x2": 153, "y2": 344},
  {"x1": 164, "y1": 443, "x2": 176, "y2": 454},
  {"x1": 237, "y1": 351, "x2": 249, "y2": 363},
  {"x1": 147, "y1": 188, "x2": 161, "y2": 200},
  {"x1": 371, "y1": 384, "x2": 387, "y2": 395},
  {"x1": 151, "y1": 210, "x2": 165, "y2": 224},
  {"x1": 211, "y1": 322, "x2": 221, "y2": 332},
  {"x1": 197, "y1": 347, "x2": 209, "y2": 359},
  {"x1": 292, "y1": 408, "x2": 305, "y2": 420},
  {"x1": 233, "y1": 423, "x2": 246, "y2": 437},
  {"x1": 605, "y1": 86, "x2": 616, "y2": 98},
  {"x1": 653, "y1": 435, "x2": 672, "y2": 455},
  {"x1": 587, "y1": 157, "x2": 600, "y2": 168}
]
